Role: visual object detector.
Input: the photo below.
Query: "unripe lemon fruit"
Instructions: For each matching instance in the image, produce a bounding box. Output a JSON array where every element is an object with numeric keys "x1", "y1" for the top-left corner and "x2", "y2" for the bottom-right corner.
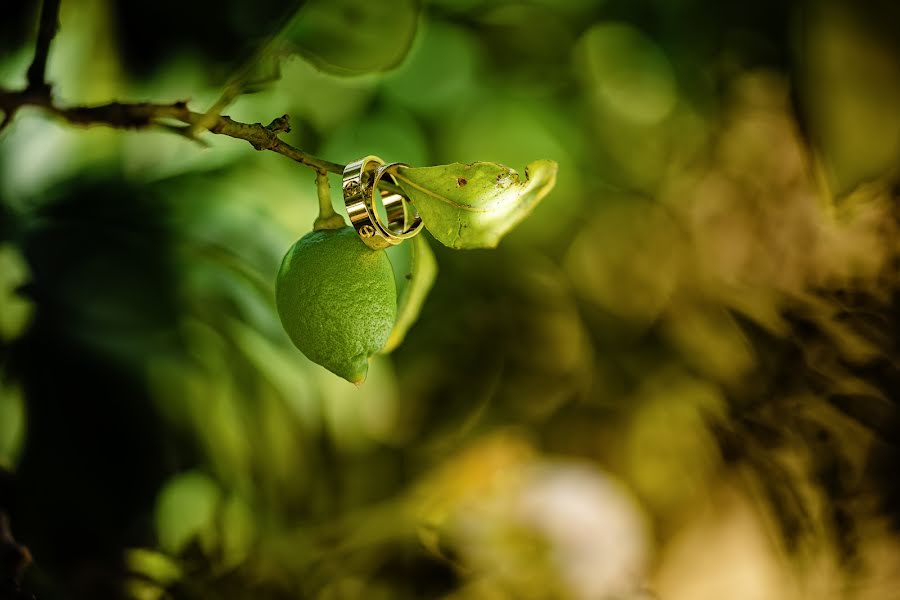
[{"x1": 276, "y1": 227, "x2": 396, "y2": 384}]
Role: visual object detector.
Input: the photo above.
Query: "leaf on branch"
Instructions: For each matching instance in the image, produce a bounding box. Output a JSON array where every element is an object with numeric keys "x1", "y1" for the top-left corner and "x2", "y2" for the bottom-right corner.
[
  {"x1": 234, "y1": 52, "x2": 285, "y2": 95},
  {"x1": 383, "y1": 234, "x2": 437, "y2": 353},
  {"x1": 285, "y1": 0, "x2": 419, "y2": 75},
  {"x1": 394, "y1": 160, "x2": 559, "y2": 249}
]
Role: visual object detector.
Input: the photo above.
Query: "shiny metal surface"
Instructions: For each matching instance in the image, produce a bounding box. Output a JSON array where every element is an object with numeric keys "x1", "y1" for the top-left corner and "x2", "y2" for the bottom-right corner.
[{"x1": 342, "y1": 156, "x2": 423, "y2": 250}]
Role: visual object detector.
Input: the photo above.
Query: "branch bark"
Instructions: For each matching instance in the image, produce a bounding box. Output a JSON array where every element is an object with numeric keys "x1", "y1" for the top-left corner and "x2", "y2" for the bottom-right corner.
[
  {"x1": 0, "y1": 87, "x2": 345, "y2": 174},
  {"x1": 0, "y1": 89, "x2": 415, "y2": 200}
]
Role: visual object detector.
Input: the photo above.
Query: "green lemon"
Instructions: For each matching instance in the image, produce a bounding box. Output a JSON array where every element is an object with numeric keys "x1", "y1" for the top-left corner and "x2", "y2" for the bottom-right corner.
[{"x1": 276, "y1": 227, "x2": 396, "y2": 384}]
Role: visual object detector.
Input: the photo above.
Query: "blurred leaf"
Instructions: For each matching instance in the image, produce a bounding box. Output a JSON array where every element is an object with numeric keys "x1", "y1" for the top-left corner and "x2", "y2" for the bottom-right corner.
[
  {"x1": 286, "y1": 0, "x2": 420, "y2": 75},
  {"x1": 0, "y1": 244, "x2": 33, "y2": 342},
  {"x1": 155, "y1": 471, "x2": 221, "y2": 555},
  {"x1": 111, "y1": 0, "x2": 306, "y2": 78},
  {"x1": 395, "y1": 160, "x2": 558, "y2": 249},
  {"x1": 625, "y1": 371, "x2": 725, "y2": 514},
  {"x1": 565, "y1": 199, "x2": 682, "y2": 325},
  {"x1": 221, "y1": 494, "x2": 256, "y2": 568},
  {"x1": 278, "y1": 58, "x2": 377, "y2": 132},
  {"x1": 384, "y1": 234, "x2": 437, "y2": 353},
  {"x1": 803, "y1": 4, "x2": 900, "y2": 193},
  {"x1": 578, "y1": 23, "x2": 677, "y2": 125},
  {"x1": 320, "y1": 106, "x2": 429, "y2": 167},
  {"x1": 231, "y1": 52, "x2": 284, "y2": 95},
  {"x1": 381, "y1": 21, "x2": 481, "y2": 115},
  {"x1": 663, "y1": 305, "x2": 755, "y2": 383},
  {"x1": 126, "y1": 548, "x2": 183, "y2": 586},
  {"x1": 0, "y1": 380, "x2": 26, "y2": 469}
]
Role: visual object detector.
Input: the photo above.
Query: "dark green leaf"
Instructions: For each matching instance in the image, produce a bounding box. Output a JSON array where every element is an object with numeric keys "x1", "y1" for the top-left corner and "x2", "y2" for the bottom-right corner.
[{"x1": 286, "y1": 0, "x2": 420, "y2": 75}]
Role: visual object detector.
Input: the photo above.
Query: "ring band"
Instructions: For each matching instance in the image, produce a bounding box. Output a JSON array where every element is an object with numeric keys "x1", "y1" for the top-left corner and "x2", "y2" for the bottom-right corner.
[
  {"x1": 343, "y1": 156, "x2": 422, "y2": 250},
  {"x1": 373, "y1": 162, "x2": 423, "y2": 239}
]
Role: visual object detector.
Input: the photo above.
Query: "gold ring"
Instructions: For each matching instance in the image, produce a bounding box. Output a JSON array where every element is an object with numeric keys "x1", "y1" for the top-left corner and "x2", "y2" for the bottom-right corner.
[{"x1": 343, "y1": 156, "x2": 422, "y2": 250}]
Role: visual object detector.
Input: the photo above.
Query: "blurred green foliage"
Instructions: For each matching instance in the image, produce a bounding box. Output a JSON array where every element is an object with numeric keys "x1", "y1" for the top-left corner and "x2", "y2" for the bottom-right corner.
[{"x1": 2, "y1": 0, "x2": 900, "y2": 599}]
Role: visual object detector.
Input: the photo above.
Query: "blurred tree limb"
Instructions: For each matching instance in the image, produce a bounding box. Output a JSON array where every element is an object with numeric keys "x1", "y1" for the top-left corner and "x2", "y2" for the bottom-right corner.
[{"x1": 25, "y1": 0, "x2": 60, "y2": 94}]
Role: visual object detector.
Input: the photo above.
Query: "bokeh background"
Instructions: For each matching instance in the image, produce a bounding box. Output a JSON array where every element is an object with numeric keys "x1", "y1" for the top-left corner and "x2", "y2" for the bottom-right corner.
[{"x1": 2, "y1": 0, "x2": 900, "y2": 598}]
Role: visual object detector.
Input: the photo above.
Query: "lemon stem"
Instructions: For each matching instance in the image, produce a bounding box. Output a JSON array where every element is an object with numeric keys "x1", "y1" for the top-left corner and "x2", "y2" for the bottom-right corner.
[{"x1": 313, "y1": 171, "x2": 347, "y2": 231}]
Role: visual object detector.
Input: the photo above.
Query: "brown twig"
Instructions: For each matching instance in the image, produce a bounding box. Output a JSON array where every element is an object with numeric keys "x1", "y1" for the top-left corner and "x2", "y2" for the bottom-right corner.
[
  {"x1": 0, "y1": 89, "x2": 414, "y2": 199},
  {"x1": 25, "y1": 0, "x2": 61, "y2": 93},
  {"x1": 189, "y1": 0, "x2": 303, "y2": 137},
  {"x1": 0, "y1": 87, "x2": 345, "y2": 174}
]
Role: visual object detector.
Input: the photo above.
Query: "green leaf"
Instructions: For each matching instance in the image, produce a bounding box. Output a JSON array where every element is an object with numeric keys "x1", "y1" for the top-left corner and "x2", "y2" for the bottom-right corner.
[
  {"x1": 233, "y1": 52, "x2": 284, "y2": 95},
  {"x1": 0, "y1": 244, "x2": 33, "y2": 342},
  {"x1": 155, "y1": 471, "x2": 221, "y2": 555},
  {"x1": 285, "y1": 0, "x2": 420, "y2": 75},
  {"x1": 394, "y1": 160, "x2": 558, "y2": 249},
  {"x1": 383, "y1": 234, "x2": 437, "y2": 353},
  {"x1": 125, "y1": 549, "x2": 183, "y2": 586},
  {"x1": 0, "y1": 380, "x2": 26, "y2": 469}
]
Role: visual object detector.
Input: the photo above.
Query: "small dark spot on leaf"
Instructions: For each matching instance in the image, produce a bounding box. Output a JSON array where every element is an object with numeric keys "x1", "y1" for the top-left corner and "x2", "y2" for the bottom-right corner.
[
  {"x1": 405, "y1": 273, "x2": 413, "y2": 280},
  {"x1": 457, "y1": 177, "x2": 467, "y2": 187}
]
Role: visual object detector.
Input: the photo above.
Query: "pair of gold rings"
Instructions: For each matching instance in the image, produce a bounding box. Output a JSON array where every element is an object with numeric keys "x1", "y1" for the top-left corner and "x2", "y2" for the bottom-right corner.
[{"x1": 343, "y1": 155, "x2": 422, "y2": 250}]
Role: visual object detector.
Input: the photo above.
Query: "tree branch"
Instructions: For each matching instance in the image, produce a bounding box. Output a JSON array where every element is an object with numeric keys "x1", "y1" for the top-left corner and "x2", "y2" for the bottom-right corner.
[
  {"x1": 0, "y1": 89, "x2": 414, "y2": 200},
  {"x1": 0, "y1": 87, "x2": 345, "y2": 174},
  {"x1": 1, "y1": 0, "x2": 414, "y2": 193},
  {"x1": 26, "y1": 0, "x2": 62, "y2": 94}
]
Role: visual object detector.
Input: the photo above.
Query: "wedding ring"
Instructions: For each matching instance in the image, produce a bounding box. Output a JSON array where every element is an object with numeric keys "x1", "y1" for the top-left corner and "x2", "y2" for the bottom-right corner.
[
  {"x1": 372, "y1": 161, "x2": 423, "y2": 239},
  {"x1": 343, "y1": 156, "x2": 422, "y2": 250}
]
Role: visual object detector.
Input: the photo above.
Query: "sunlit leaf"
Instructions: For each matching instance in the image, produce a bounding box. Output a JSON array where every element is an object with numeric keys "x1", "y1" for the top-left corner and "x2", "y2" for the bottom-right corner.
[
  {"x1": 285, "y1": 0, "x2": 420, "y2": 75},
  {"x1": 383, "y1": 234, "x2": 437, "y2": 353},
  {"x1": 394, "y1": 160, "x2": 558, "y2": 249},
  {"x1": 126, "y1": 549, "x2": 183, "y2": 586},
  {"x1": 155, "y1": 471, "x2": 221, "y2": 555}
]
